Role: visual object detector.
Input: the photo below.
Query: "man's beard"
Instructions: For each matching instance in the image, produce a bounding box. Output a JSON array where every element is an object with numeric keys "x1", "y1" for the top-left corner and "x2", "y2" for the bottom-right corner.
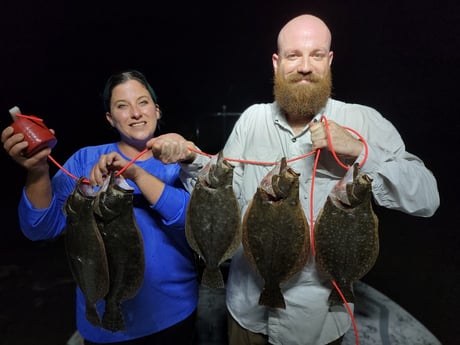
[{"x1": 273, "y1": 70, "x2": 332, "y2": 120}]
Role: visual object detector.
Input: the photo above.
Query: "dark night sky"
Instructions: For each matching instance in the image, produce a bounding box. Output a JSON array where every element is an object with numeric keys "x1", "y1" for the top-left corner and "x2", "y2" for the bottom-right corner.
[{"x1": 1, "y1": 0, "x2": 459, "y2": 343}]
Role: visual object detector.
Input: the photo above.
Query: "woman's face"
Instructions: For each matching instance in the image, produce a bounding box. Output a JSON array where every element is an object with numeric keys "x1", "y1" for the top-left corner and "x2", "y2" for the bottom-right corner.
[{"x1": 106, "y1": 79, "x2": 160, "y2": 146}]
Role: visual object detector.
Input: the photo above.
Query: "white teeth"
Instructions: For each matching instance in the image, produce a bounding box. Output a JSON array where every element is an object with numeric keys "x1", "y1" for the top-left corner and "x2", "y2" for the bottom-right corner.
[{"x1": 131, "y1": 122, "x2": 146, "y2": 127}]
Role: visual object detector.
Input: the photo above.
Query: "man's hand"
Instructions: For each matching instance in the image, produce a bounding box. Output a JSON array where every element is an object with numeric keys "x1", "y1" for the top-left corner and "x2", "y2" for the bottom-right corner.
[
  {"x1": 310, "y1": 120, "x2": 363, "y2": 159},
  {"x1": 147, "y1": 133, "x2": 197, "y2": 164}
]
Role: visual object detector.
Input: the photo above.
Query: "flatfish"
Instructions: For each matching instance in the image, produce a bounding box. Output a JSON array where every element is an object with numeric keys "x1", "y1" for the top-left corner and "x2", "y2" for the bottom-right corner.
[
  {"x1": 186, "y1": 150, "x2": 241, "y2": 288},
  {"x1": 242, "y1": 158, "x2": 310, "y2": 309},
  {"x1": 314, "y1": 163, "x2": 379, "y2": 307},
  {"x1": 93, "y1": 171, "x2": 145, "y2": 332},
  {"x1": 63, "y1": 177, "x2": 110, "y2": 327}
]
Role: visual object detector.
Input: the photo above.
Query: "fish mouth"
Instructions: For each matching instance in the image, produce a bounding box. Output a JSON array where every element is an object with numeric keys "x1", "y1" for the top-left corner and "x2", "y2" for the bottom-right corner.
[
  {"x1": 330, "y1": 195, "x2": 353, "y2": 210},
  {"x1": 100, "y1": 172, "x2": 134, "y2": 192},
  {"x1": 78, "y1": 181, "x2": 96, "y2": 197},
  {"x1": 262, "y1": 192, "x2": 283, "y2": 202}
]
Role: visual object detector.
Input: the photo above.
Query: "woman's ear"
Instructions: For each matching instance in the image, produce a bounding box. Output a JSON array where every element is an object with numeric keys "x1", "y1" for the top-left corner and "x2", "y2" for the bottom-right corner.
[
  {"x1": 105, "y1": 112, "x2": 115, "y2": 126},
  {"x1": 155, "y1": 104, "x2": 161, "y2": 119}
]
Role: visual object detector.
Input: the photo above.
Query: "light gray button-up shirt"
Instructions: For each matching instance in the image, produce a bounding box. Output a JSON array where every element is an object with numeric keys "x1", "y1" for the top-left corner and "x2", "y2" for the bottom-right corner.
[{"x1": 182, "y1": 99, "x2": 439, "y2": 345}]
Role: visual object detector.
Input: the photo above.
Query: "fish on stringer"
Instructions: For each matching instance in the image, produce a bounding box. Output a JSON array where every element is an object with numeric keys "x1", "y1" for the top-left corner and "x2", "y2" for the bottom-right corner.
[
  {"x1": 63, "y1": 177, "x2": 110, "y2": 327},
  {"x1": 186, "y1": 150, "x2": 241, "y2": 289},
  {"x1": 314, "y1": 163, "x2": 379, "y2": 307},
  {"x1": 242, "y1": 157, "x2": 310, "y2": 309},
  {"x1": 93, "y1": 171, "x2": 145, "y2": 332}
]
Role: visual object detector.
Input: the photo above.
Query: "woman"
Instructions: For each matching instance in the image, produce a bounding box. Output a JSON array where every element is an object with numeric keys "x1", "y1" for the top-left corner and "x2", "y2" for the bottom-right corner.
[{"x1": 1, "y1": 70, "x2": 199, "y2": 344}]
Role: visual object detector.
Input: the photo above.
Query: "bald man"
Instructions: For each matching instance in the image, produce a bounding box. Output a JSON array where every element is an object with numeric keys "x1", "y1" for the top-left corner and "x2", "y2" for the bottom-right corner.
[{"x1": 148, "y1": 14, "x2": 439, "y2": 345}]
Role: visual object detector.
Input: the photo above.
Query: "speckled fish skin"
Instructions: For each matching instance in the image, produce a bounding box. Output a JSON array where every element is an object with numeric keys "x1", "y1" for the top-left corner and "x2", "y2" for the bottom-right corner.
[
  {"x1": 242, "y1": 158, "x2": 310, "y2": 309},
  {"x1": 93, "y1": 171, "x2": 145, "y2": 332},
  {"x1": 186, "y1": 150, "x2": 241, "y2": 288},
  {"x1": 314, "y1": 163, "x2": 379, "y2": 307},
  {"x1": 63, "y1": 177, "x2": 109, "y2": 327}
]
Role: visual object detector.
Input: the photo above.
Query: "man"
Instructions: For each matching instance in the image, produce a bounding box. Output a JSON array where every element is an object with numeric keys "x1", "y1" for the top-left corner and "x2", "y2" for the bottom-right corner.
[{"x1": 149, "y1": 14, "x2": 439, "y2": 345}]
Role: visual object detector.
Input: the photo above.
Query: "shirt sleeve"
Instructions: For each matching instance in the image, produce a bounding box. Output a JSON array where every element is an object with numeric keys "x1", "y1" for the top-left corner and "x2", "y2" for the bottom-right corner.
[
  {"x1": 18, "y1": 175, "x2": 71, "y2": 241},
  {"x1": 150, "y1": 183, "x2": 190, "y2": 228},
  {"x1": 17, "y1": 147, "x2": 100, "y2": 241},
  {"x1": 178, "y1": 149, "x2": 210, "y2": 193},
  {"x1": 347, "y1": 105, "x2": 440, "y2": 217}
]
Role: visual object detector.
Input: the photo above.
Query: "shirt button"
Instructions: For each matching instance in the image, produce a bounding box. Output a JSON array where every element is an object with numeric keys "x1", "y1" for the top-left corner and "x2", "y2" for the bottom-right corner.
[{"x1": 291, "y1": 138, "x2": 297, "y2": 142}]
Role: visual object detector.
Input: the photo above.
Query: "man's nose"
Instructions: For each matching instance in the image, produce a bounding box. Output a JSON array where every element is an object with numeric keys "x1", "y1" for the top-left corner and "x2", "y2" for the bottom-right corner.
[{"x1": 297, "y1": 57, "x2": 312, "y2": 73}]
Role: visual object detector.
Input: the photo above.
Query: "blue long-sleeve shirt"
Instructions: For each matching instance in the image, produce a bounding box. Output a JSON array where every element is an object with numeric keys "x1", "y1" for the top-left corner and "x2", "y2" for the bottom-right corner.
[{"x1": 18, "y1": 142, "x2": 198, "y2": 343}]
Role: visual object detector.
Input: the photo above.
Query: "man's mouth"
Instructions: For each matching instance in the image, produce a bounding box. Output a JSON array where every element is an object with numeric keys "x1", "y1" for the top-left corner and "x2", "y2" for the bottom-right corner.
[{"x1": 293, "y1": 77, "x2": 315, "y2": 83}]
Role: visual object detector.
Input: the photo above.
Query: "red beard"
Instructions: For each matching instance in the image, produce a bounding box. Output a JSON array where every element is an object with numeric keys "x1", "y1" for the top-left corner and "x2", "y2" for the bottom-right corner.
[{"x1": 273, "y1": 70, "x2": 332, "y2": 120}]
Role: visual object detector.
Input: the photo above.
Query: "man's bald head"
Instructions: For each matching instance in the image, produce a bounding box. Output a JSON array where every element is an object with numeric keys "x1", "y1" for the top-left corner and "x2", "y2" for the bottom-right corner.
[{"x1": 277, "y1": 14, "x2": 332, "y2": 55}]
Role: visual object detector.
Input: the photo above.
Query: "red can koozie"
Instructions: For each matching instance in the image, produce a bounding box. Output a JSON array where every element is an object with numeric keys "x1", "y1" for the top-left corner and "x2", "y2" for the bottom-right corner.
[{"x1": 11, "y1": 114, "x2": 57, "y2": 157}]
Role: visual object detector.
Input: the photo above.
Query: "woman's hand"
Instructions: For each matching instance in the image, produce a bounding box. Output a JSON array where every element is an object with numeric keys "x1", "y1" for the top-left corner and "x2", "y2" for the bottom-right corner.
[
  {"x1": 1, "y1": 126, "x2": 51, "y2": 173},
  {"x1": 88, "y1": 152, "x2": 140, "y2": 187}
]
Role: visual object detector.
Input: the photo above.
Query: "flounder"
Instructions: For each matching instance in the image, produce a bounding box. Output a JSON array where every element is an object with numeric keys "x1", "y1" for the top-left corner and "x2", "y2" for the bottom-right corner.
[
  {"x1": 93, "y1": 171, "x2": 145, "y2": 332},
  {"x1": 186, "y1": 150, "x2": 241, "y2": 288},
  {"x1": 242, "y1": 157, "x2": 310, "y2": 309},
  {"x1": 314, "y1": 163, "x2": 379, "y2": 307},
  {"x1": 63, "y1": 177, "x2": 110, "y2": 327}
]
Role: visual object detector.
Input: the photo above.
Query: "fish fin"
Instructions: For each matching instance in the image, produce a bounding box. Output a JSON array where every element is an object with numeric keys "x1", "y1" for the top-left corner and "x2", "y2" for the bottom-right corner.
[
  {"x1": 258, "y1": 285, "x2": 286, "y2": 309},
  {"x1": 201, "y1": 267, "x2": 225, "y2": 289}
]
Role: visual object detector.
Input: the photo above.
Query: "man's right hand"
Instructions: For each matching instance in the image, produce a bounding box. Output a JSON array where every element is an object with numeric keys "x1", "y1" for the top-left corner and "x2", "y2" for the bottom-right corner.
[{"x1": 147, "y1": 133, "x2": 197, "y2": 164}]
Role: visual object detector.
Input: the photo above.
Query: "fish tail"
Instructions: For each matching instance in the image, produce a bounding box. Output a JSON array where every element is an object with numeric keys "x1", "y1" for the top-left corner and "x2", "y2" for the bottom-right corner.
[
  {"x1": 102, "y1": 304, "x2": 126, "y2": 332},
  {"x1": 258, "y1": 286, "x2": 286, "y2": 309},
  {"x1": 328, "y1": 285, "x2": 355, "y2": 307},
  {"x1": 85, "y1": 303, "x2": 102, "y2": 327},
  {"x1": 201, "y1": 267, "x2": 225, "y2": 289}
]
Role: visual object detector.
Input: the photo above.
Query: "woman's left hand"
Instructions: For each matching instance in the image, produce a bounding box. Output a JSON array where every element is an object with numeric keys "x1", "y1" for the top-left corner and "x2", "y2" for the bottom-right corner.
[{"x1": 88, "y1": 152, "x2": 133, "y2": 186}]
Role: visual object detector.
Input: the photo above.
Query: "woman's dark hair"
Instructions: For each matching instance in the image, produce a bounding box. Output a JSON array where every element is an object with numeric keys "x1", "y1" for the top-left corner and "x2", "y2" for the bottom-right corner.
[{"x1": 102, "y1": 70, "x2": 158, "y2": 112}]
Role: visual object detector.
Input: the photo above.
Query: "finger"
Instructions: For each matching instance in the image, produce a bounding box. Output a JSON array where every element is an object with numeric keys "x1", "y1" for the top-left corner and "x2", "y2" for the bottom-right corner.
[
  {"x1": 90, "y1": 156, "x2": 110, "y2": 186},
  {"x1": 1, "y1": 126, "x2": 15, "y2": 142},
  {"x1": 23, "y1": 148, "x2": 52, "y2": 166},
  {"x1": 150, "y1": 139, "x2": 165, "y2": 159},
  {"x1": 3, "y1": 132, "x2": 23, "y2": 152},
  {"x1": 9, "y1": 141, "x2": 29, "y2": 159},
  {"x1": 160, "y1": 142, "x2": 173, "y2": 162},
  {"x1": 91, "y1": 167, "x2": 106, "y2": 187}
]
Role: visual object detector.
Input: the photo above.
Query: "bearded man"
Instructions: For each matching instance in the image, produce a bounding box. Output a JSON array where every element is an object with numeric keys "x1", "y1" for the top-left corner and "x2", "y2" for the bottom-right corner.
[{"x1": 147, "y1": 14, "x2": 439, "y2": 345}]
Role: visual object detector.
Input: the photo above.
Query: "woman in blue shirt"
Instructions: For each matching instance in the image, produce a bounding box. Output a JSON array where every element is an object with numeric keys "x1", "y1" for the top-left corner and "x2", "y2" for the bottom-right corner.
[{"x1": 1, "y1": 70, "x2": 199, "y2": 344}]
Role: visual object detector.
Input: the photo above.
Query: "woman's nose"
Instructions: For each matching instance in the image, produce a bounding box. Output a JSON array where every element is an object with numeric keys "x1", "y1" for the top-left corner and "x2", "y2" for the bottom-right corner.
[{"x1": 131, "y1": 106, "x2": 142, "y2": 118}]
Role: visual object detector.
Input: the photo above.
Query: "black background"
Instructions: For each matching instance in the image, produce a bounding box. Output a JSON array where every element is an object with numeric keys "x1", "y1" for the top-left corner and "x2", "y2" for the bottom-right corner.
[{"x1": 1, "y1": 0, "x2": 458, "y2": 344}]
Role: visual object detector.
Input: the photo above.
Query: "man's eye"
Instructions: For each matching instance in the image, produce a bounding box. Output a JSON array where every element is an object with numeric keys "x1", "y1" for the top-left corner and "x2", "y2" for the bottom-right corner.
[{"x1": 313, "y1": 53, "x2": 326, "y2": 60}]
